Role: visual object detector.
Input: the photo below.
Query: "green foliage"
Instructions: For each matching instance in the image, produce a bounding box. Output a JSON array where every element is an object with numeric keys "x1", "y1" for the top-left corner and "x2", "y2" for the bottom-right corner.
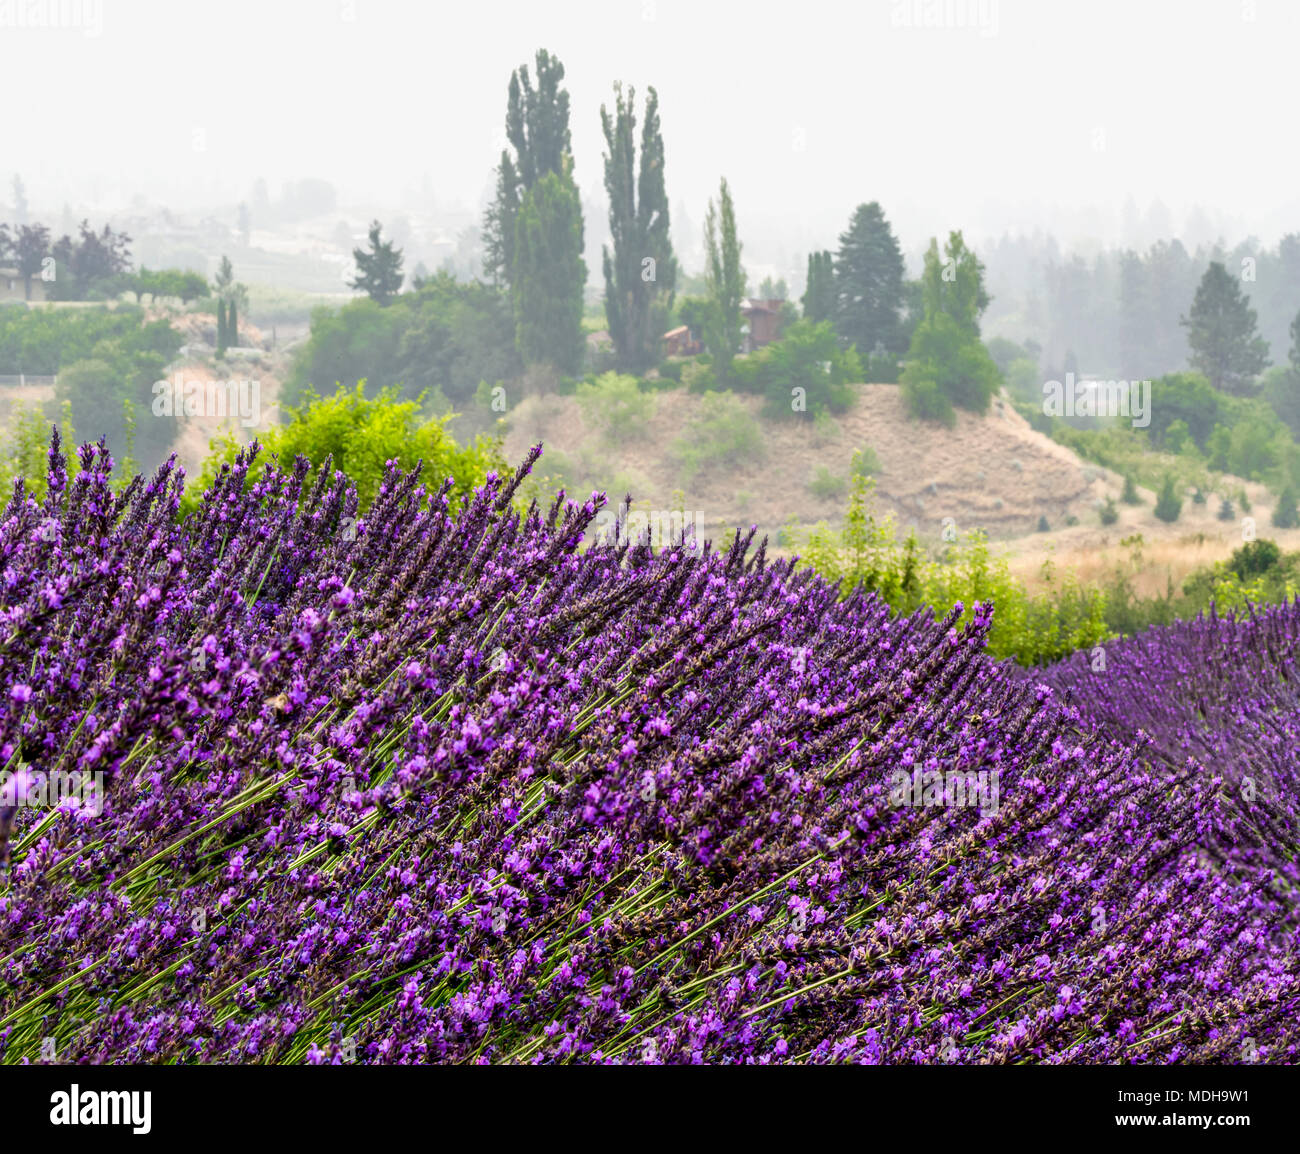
[
  {"x1": 575, "y1": 372, "x2": 654, "y2": 444},
  {"x1": 801, "y1": 250, "x2": 835, "y2": 324},
  {"x1": 802, "y1": 475, "x2": 1109, "y2": 666},
  {"x1": 130, "y1": 268, "x2": 210, "y2": 304},
  {"x1": 702, "y1": 177, "x2": 746, "y2": 381},
  {"x1": 1154, "y1": 474, "x2": 1183, "y2": 522},
  {"x1": 484, "y1": 49, "x2": 574, "y2": 291},
  {"x1": 0, "y1": 305, "x2": 183, "y2": 465},
  {"x1": 1179, "y1": 537, "x2": 1299, "y2": 618},
  {"x1": 668, "y1": 390, "x2": 764, "y2": 484},
  {"x1": 283, "y1": 273, "x2": 520, "y2": 411},
  {"x1": 737, "y1": 319, "x2": 859, "y2": 417},
  {"x1": 900, "y1": 232, "x2": 999, "y2": 423},
  {"x1": 1036, "y1": 515, "x2": 1050, "y2": 532},
  {"x1": 512, "y1": 164, "x2": 586, "y2": 374},
  {"x1": 1272, "y1": 484, "x2": 1299, "y2": 528},
  {"x1": 0, "y1": 404, "x2": 54, "y2": 499},
  {"x1": 850, "y1": 445, "x2": 880, "y2": 477},
  {"x1": 183, "y1": 384, "x2": 504, "y2": 518},
  {"x1": 808, "y1": 464, "x2": 847, "y2": 501},
  {"x1": 349, "y1": 220, "x2": 405, "y2": 306},
  {"x1": 1121, "y1": 473, "x2": 1141, "y2": 504},
  {"x1": 600, "y1": 83, "x2": 677, "y2": 372},
  {"x1": 1100, "y1": 496, "x2": 1119, "y2": 525},
  {"x1": 0, "y1": 303, "x2": 178, "y2": 376},
  {"x1": 1182, "y1": 260, "x2": 1269, "y2": 395},
  {"x1": 833, "y1": 202, "x2": 905, "y2": 356},
  {"x1": 901, "y1": 312, "x2": 1001, "y2": 422}
]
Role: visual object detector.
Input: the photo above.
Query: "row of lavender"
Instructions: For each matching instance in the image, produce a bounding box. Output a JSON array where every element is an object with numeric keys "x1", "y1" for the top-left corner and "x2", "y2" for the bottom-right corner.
[{"x1": 0, "y1": 436, "x2": 1295, "y2": 1063}]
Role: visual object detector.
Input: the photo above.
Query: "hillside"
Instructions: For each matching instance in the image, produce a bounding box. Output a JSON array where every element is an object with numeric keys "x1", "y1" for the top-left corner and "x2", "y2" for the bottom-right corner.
[{"x1": 502, "y1": 381, "x2": 1297, "y2": 589}]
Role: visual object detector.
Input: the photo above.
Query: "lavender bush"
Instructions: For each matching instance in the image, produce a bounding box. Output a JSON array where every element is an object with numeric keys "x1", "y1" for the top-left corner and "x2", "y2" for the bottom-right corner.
[{"x1": 0, "y1": 433, "x2": 1295, "y2": 1064}]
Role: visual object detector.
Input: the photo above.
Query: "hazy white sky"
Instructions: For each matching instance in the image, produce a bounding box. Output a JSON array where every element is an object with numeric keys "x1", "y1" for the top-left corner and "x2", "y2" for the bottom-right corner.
[{"x1": 7, "y1": 0, "x2": 1300, "y2": 251}]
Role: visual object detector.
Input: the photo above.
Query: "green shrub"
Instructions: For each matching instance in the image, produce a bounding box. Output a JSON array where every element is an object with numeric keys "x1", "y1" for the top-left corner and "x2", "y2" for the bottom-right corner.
[
  {"x1": 669, "y1": 390, "x2": 765, "y2": 484},
  {"x1": 851, "y1": 446, "x2": 880, "y2": 477},
  {"x1": 1121, "y1": 473, "x2": 1141, "y2": 504},
  {"x1": 1100, "y1": 497, "x2": 1119, "y2": 525},
  {"x1": 1154, "y1": 474, "x2": 1182, "y2": 523},
  {"x1": 805, "y1": 475, "x2": 1110, "y2": 666},
  {"x1": 739, "y1": 320, "x2": 859, "y2": 417},
  {"x1": 900, "y1": 311, "x2": 1000, "y2": 422},
  {"x1": 0, "y1": 403, "x2": 56, "y2": 500},
  {"x1": 808, "y1": 465, "x2": 847, "y2": 501},
  {"x1": 284, "y1": 272, "x2": 520, "y2": 410},
  {"x1": 1272, "y1": 485, "x2": 1299, "y2": 528},
  {"x1": 575, "y1": 372, "x2": 655, "y2": 444},
  {"x1": 656, "y1": 360, "x2": 684, "y2": 384},
  {"x1": 183, "y1": 383, "x2": 504, "y2": 517},
  {"x1": 1036, "y1": 515, "x2": 1050, "y2": 532}
]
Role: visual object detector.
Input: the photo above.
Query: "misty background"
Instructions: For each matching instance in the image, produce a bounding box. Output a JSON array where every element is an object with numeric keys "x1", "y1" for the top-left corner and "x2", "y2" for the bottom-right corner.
[{"x1": 7, "y1": 0, "x2": 1299, "y2": 306}]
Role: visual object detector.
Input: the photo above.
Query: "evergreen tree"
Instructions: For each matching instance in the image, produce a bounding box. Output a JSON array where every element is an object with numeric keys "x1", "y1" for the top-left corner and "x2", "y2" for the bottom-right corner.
[
  {"x1": 600, "y1": 83, "x2": 678, "y2": 372},
  {"x1": 349, "y1": 221, "x2": 404, "y2": 305},
  {"x1": 1154, "y1": 474, "x2": 1183, "y2": 523},
  {"x1": 1272, "y1": 485, "x2": 1299, "y2": 529},
  {"x1": 702, "y1": 177, "x2": 745, "y2": 380},
  {"x1": 483, "y1": 49, "x2": 573, "y2": 291},
  {"x1": 802, "y1": 250, "x2": 835, "y2": 324},
  {"x1": 1181, "y1": 261, "x2": 1269, "y2": 395},
  {"x1": 512, "y1": 162, "x2": 586, "y2": 375},
  {"x1": 833, "y1": 203, "x2": 906, "y2": 355},
  {"x1": 216, "y1": 298, "x2": 228, "y2": 354},
  {"x1": 899, "y1": 233, "x2": 999, "y2": 422},
  {"x1": 1121, "y1": 473, "x2": 1141, "y2": 505},
  {"x1": 228, "y1": 298, "x2": 238, "y2": 347}
]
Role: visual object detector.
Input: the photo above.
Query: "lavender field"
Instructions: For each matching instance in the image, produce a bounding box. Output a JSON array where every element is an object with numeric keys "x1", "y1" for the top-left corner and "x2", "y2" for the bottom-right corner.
[{"x1": 0, "y1": 438, "x2": 1295, "y2": 1065}]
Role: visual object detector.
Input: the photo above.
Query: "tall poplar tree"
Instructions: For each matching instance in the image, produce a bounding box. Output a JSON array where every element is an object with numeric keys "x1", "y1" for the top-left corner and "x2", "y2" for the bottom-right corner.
[
  {"x1": 802, "y1": 250, "x2": 835, "y2": 323},
  {"x1": 513, "y1": 160, "x2": 586, "y2": 374},
  {"x1": 600, "y1": 83, "x2": 678, "y2": 372},
  {"x1": 483, "y1": 49, "x2": 573, "y2": 292},
  {"x1": 702, "y1": 177, "x2": 745, "y2": 380}
]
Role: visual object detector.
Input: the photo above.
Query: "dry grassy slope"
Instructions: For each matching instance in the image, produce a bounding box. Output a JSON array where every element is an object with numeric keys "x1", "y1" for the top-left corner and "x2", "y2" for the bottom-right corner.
[{"x1": 503, "y1": 382, "x2": 1300, "y2": 594}]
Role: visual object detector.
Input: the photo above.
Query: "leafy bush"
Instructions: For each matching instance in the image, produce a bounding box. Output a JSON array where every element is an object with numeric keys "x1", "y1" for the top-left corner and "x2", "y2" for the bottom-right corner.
[
  {"x1": 575, "y1": 372, "x2": 655, "y2": 444},
  {"x1": 1100, "y1": 497, "x2": 1119, "y2": 525},
  {"x1": 801, "y1": 475, "x2": 1109, "y2": 666},
  {"x1": 284, "y1": 272, "x2": 520, "y2": 409},
  {"x1": 737, "y1": 319, "x2": 859, "y2": 417},
  {"x1": 1121, "y1": 473, "x2": 1141, "y2": 504},
  {"x1": 850, "y1": 446, "x2": 880, "y2": 477},
  {"x1": 808, "y1": 464, "x2": 847, "y2": 501},
  {"x1": 656, "y1": 359, "x2": 684, "y2": 384},
  {"x1": 669, "y1": 390, "x2": 764, "y2": 484},
  {"x1": 184, "y1": 383, "x2": 504, "y2": 516},
  {"x1": 900, "y1": 312, "x2": 1001, "y2": 423}
]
